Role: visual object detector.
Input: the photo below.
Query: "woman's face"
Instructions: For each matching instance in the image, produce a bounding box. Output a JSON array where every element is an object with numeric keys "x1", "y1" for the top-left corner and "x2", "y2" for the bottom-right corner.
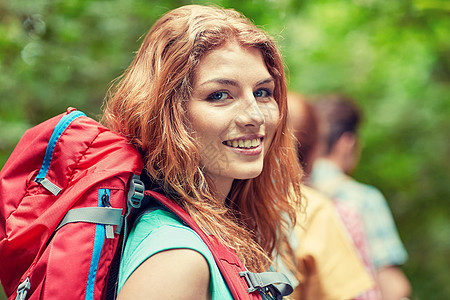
[{"x1": 187, "y1": 41, "x2": 280, "y2": 193}]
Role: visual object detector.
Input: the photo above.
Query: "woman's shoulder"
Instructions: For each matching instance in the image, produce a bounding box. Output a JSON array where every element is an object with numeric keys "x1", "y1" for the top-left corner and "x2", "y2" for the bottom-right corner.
[
  {"x1": 119, "y1": 209, "x2": 209, "y2": 290},
  {"x1": 118, "y1": 209, "x2": 212, "y2": 299}
]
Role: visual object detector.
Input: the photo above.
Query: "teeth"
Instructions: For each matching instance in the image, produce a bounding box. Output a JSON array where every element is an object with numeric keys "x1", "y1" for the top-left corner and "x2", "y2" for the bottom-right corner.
[{"x1": 225, "y1": 138, "x2": 261, "y2": 149}]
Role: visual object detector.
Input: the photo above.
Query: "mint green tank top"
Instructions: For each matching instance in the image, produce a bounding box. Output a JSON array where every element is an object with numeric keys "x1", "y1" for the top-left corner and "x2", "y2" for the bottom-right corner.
[{"x1": 118, "y1": 209, "x2": 233, "y2": 299}]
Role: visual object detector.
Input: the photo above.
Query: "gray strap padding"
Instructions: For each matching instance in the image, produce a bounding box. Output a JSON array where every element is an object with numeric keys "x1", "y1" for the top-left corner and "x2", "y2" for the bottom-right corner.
[
  {"x1": 115, "y1": 216, "x2": 124, "y2": 235},
  {"x1": 56, "y1": 207, "x2": 123, "y2": 231},
  {"x1": 239, "y1": 270, "x2": 293, "y2": 298}
]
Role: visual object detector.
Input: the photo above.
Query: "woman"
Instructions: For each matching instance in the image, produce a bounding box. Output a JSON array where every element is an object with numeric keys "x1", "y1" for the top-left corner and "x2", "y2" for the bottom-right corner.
[{"x1": 101, "y1": 5, "x2": 302, "y2": 299}]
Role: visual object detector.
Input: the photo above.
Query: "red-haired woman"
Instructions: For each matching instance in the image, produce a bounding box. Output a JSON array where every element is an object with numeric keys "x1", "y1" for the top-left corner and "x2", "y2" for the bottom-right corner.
[{"x1": 101, "y1": 5, "x2": 302, "y2": 299}]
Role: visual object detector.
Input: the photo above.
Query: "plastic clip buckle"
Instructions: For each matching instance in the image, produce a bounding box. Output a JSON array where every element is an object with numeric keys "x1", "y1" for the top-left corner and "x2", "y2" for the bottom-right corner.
[{"x1": 127, "y1": 175, "x2": 145, "y2": 208}]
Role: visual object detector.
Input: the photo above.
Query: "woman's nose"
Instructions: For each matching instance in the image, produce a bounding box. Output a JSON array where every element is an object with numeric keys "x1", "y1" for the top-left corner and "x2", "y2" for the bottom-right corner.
[{"x1": 234, "y1": 95, "x2": 264, "y2": 128}]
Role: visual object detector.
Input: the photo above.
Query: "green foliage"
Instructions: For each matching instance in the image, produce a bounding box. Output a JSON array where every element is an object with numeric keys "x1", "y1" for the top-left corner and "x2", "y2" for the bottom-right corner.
[{"x1": 0, "y1": 0, "x2": 448, "y2": 299}]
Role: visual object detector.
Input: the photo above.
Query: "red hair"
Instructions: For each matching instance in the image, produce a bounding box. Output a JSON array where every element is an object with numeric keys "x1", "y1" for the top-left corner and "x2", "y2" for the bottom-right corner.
[{"x1": 102, "y1": 5, "x2": 302, "y2": 272}]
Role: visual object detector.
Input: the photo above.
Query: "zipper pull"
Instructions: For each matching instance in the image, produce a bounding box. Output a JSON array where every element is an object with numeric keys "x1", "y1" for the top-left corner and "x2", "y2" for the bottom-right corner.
[
  {"x1": 101, "y1": 190, "x2": 115, "y2": 239},
  {"x1": 102, "y1": 191, "x2": 111, "y2": 207},
  {"x1": 15, "y1": 277, "x2": 30, "y2": 300}
]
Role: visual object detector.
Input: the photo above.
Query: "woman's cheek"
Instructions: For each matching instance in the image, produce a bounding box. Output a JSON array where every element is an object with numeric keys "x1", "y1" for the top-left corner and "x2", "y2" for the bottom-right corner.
[{"x1": 262, "y1": 101, "x2": 280, "y2": 127}]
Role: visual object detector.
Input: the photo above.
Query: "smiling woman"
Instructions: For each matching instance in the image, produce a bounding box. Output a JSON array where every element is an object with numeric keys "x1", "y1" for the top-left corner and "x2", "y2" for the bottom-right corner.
[{"x1": 101, "y1": 4, "x2": 302, "y2": 300}]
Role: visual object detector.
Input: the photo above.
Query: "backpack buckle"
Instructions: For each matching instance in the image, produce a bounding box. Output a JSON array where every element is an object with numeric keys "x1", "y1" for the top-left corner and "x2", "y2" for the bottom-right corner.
[
  {"x1": 127, "y1": 175, "x2": 145, "y2": 208},
  {"x1": 239, "y1": 270, "x2": 293, "y2": 300},
  {"x1": 239, "y1": 271, "x2": 258, "y2": 293}
]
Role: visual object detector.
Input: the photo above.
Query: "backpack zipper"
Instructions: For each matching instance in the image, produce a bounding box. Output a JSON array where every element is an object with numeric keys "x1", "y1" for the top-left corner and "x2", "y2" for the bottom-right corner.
[
  {"x1": 34, "y1": 110, "x2": 86, "y2": 196},
  {"x1": 101, "y1": 190, "x2": 115, "y2": 239},
  {"x1": 85, "y1": 188, "x2": 110, "y2": 300}
]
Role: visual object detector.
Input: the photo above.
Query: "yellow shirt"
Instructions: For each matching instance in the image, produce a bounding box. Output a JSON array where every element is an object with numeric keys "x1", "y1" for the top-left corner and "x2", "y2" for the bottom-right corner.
[{"x1": 292, "y1": 186, "x2": 374, "y2": 300}]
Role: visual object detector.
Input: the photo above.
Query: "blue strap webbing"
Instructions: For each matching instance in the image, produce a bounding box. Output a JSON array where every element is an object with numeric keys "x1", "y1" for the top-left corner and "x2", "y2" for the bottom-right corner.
[
  {"x1": 34, "y1": 110, "x2": 86, "y2": 194},
  {"x1": 85, "y1": 189, "x2": 109, "y2": 300}
]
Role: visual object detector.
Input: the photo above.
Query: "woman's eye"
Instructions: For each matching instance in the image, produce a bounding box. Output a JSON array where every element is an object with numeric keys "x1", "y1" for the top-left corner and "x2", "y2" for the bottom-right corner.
[
  {"x1": 254, "y1": 89, "x2": 272, "y2": 98},
  {"x1": 207, "y1": 91, "x2": 229, "y2": 101}
]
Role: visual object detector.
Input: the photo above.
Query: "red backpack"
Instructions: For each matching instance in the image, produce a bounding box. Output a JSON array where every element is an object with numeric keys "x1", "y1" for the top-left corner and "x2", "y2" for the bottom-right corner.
[{"x1": 0, "y1": 108, "x2": 292, "y2": 300}]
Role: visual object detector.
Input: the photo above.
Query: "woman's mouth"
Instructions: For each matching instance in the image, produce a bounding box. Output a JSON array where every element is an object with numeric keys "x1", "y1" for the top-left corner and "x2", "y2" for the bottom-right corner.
[{"x1": 223, "y1": 138, "x2": 262, "y2": 149}]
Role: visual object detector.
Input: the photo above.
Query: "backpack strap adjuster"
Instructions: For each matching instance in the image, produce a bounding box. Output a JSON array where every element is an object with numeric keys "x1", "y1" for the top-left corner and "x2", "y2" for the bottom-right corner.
[
  {"x1": 239, "y1": 271, "x2": 258, "y2": 293},
  {"x1": 127, "y1": 175, "x2": 145, "y2": 208},
  {"x1": 239, "y1": 270, "x2": 293, "y2": 300}
]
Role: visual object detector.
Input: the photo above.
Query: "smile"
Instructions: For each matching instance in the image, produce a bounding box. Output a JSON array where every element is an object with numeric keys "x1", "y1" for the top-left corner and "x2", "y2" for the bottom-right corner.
[{"x1": 223, "y1": 138, "x2": 262, "y2": 149}]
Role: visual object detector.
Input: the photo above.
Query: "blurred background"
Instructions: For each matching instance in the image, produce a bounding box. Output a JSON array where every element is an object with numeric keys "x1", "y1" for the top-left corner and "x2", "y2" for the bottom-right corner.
[{"x1": 0, "y1": 0, "x2": 448, "y2": 299}]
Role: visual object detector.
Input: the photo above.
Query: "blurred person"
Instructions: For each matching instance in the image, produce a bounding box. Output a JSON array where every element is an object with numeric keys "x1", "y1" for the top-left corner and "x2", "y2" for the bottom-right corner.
[
  {"x1": 287, "y1": 92, "x2": 379, "y2": 299},
  {"x1": 310, "y1": 94, "x2": 411, "y2": 300}
]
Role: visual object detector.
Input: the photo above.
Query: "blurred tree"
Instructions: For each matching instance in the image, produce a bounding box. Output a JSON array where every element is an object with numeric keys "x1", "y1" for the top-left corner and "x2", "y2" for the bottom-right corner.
[{"x1": 0, "y1": 0, "x2": 448, "y2": 299}]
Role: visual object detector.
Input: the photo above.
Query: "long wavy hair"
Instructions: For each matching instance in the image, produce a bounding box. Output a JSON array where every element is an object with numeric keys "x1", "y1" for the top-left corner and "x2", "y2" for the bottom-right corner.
[{"x1": 101, "y1": 4, "x2": 302, "y2": 272}]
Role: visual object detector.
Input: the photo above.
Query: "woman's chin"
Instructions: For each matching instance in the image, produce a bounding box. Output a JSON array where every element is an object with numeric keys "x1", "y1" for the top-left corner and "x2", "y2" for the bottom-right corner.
[{"x1": 232, "y1": 167, "x2": 263, "y2": 180}]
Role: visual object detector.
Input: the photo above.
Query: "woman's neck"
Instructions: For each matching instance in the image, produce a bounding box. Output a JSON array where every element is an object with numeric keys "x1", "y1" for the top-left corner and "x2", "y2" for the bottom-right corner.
[{"x1": 208, "y1": 175, "x2": 233, "y2": 204}]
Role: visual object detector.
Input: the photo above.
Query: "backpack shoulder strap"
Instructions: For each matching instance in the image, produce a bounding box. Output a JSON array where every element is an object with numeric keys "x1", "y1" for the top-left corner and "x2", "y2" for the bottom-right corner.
[{"x1": 146, "y1": 190, "x2": 293, "y2": 300}]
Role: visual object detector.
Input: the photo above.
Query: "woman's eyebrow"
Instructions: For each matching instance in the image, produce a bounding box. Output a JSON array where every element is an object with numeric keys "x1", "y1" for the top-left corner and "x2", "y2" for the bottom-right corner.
[
  {"x1": 199, "y1": 77, "x2": 274, "y2": 88},
  {"x1": 200, "y1": 78, "x2": 239, "y2": 87},
  {"x1": 255, "y1": 77, "x2": 274, "y2": 86}
]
